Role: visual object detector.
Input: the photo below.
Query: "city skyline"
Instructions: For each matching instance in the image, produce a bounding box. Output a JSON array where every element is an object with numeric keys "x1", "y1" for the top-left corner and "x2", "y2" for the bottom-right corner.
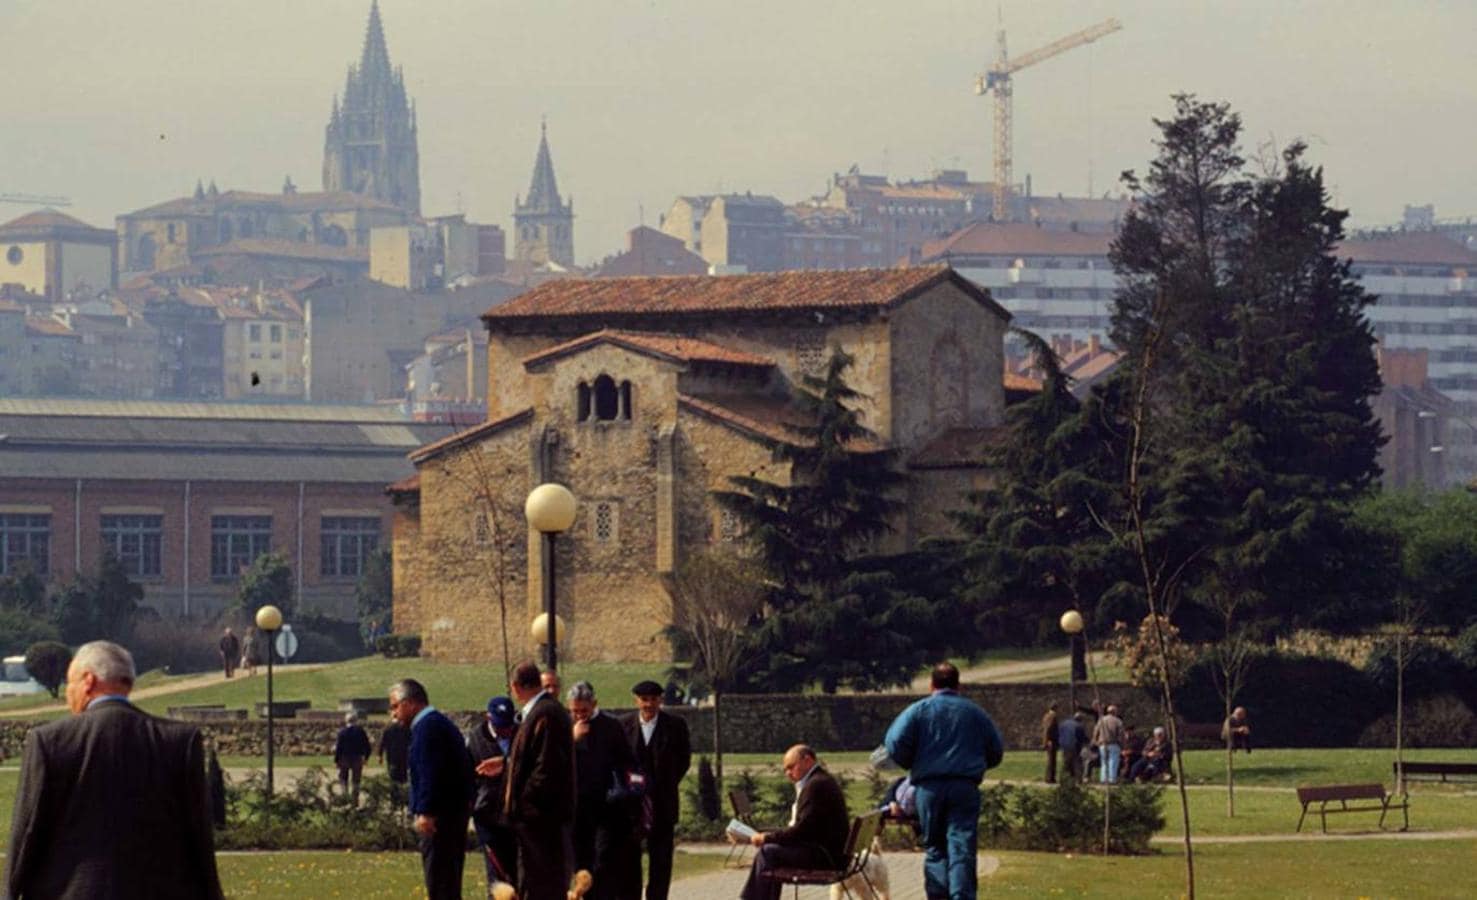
[{"x1": 3, "y1": 0, "x2": 1474, "y2": 265}]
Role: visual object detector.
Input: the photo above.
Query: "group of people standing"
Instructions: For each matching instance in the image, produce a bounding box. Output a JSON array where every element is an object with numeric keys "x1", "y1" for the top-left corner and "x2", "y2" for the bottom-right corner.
[
  {"x1": 1042, "y1": 703, "x2": 1182, "y2": 784},
  {"x1": 216, "y1": 626, "x2": 261, "y2": 679},
  {"x1": 392, "y1": 662, "x2": 691, "y2": 900}
]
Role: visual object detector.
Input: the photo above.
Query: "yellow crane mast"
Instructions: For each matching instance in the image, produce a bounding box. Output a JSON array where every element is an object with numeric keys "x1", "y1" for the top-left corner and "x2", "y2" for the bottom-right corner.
[{"x1": 975, "y1": 17, "x2": 1122, "y2": 221}]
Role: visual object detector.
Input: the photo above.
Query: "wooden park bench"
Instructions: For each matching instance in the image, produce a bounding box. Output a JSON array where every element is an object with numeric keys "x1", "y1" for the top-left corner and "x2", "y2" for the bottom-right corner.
[
  {"x1": 1295, "y1": 783, "x2": 1408, "y2": 834},
  {"x1": 1394, "y1": 761, "x2": 1477, "y2": 784},
  {"x1": 762, "y1": 810, "x2": 883, "y2": 900}
]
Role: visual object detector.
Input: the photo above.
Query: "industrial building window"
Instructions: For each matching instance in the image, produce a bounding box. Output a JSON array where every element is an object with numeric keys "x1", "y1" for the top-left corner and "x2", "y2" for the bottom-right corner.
[
  {"x1": 321, "y1": 516, "x2": 380, "y2": 578},
  {"x1": 210, "y1": 515, "x2": 272, "y2": 579},
  {"x1": 591, "y1": 502, "x2": 618, "y2": 543},
  {"x1": 0, "y1": 514, "x2": 49, "y2": 576},
  {"x1": 101, "y1": 514, "x2": 162, "y2": 577}
]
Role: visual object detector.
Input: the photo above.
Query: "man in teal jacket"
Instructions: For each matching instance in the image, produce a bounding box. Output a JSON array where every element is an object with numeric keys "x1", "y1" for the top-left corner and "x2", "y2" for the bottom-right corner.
[{"x1": 884, "y1": 661, "x2": 1004, "y2": 900}]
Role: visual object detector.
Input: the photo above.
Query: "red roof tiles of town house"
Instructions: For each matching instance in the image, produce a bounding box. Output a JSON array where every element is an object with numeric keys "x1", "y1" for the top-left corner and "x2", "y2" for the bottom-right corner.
[
  {"x1": 908, "y1": 425, "x2": 1011, "y2": 469},
  {"x1": 0, "y1": 209, "x2": 104, "y2": 233},
  {"x1": 523, "y1": 330, "x2": 775, "y2": 370},
  {"x1": 919, "y1": 222, "x2": 1115, "y2": 261},
  {"x1": 1003, "y1": 372, "x2": 1043, "y2": 393},
  {"x1": 1337, "y1": 232, "x2": 1477, "y2": 268},
  {"x1": 385, "y1": 473, "x2": 420, "y2": 495},
  {"x1": 484, "y1": 265, "x2": 1006, "y2": 322},
  {"x1": 409, "y1": 408, "x2": 534, "y2": 464}
]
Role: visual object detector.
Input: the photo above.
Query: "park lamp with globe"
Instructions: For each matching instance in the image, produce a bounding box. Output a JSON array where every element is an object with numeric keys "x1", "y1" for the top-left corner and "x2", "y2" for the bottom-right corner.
[
  {"x1": 1060, "y1": 609, "x2": 1085, "y2": 715},
  {"x1": 255, "y1": 603, "x2": 283, "y2": 799},
  {"x1": 525, "y1": 483, "x2": 576, "y2": 672}
]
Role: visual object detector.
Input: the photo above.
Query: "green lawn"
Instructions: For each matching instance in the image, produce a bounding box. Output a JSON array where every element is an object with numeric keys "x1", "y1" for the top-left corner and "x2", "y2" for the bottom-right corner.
[{"x1": 123, "y1": 656, "x2": 666, "y2": 718}]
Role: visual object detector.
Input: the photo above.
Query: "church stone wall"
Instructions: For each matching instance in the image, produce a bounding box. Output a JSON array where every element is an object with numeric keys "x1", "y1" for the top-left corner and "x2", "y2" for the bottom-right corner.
[{"x1": 888, "y1": 281, "x2": 1008, "y2": 450}]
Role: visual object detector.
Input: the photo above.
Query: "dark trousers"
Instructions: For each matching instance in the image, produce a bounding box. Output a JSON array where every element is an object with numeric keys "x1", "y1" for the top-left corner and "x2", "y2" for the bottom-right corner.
[
  {"x1": 636, "y1": 819, "x2": 676, "y2": 900},
  {"x1": 515, "y1": 822, "x2": 572, "y2": 900},
  {"x1": 1043, "y1": 742, "x2": 1058, "y2": 783},
  {"x1": 740, "y1": 842, "x2": 831, "y2": 900},
  {"x1": 336, "y1": 756, "x2": 364, "y2": 803},
  {"x1": 474, "y1": 818, "x2": 519, "y2": 888},
  {"x1": 916, "y1": 777, "x2": 982, "y2": 900},
  {"x1": 418, "y1": 812, "x2": 468, "y2": 900},
  {"x1": 574, "y1": 797, "x2": 637, "y2": 900}
]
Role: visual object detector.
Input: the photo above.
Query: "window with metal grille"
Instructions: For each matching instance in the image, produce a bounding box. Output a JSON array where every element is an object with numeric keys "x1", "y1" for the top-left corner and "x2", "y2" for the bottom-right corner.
[
  {"x1": 321, "y1": 516, "x2": 380, "y2": 577},
  {"x1": 210, "y1": 515, "x2": 272, "y2": 579},
  {"x1": 101, "y1": 514, "x2": 162, "y2": 577},
  {"x1": 472, "y1": 510, "x2": 492, "y2": 545},
  {"x1": 592, "y1": 502, "x2": 617, "y2": 543},
  {"x1": 796, "y1": 339, "x2": 828, "y2": 376},
  {"x1": 718, "y1": 508, "x2": 741, "y2": 543},
  {"x1": 0, "y1": 514, "x2": 49, "y2": 576}
]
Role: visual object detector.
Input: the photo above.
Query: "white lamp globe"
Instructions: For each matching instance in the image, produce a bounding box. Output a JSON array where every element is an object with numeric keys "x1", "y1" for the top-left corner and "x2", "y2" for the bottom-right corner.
[
  {"x1": 255, "y1": 604, "x2": 283, "y2": 631},
  {"x1": 1059, "y1": 609, "x2": 1084, "y2": 635},
  {"x1": 525, "y1": 483, "x2": 577, "y2": 533}
]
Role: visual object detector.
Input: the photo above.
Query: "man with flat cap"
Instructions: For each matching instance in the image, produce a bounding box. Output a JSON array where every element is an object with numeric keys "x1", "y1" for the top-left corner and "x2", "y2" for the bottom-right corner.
[
  {"x1": 622, "y1": 679, "x2": 691, "y2": 900},
  {"x1": 467, "y1": 694, "x2": 519, "y2": 890}
]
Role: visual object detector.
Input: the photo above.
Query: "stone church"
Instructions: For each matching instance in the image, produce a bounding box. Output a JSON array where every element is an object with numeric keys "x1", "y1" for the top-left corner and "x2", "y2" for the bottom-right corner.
[
  {"x1": 391, "y1": 265, "x2": 1011, "y2": 663},
  {"x1": 322, "y1": 0, "x2": 421, "y2": 213},
  {"x1": 513, "y1": 123, "x2": 575, "y2": 268}
]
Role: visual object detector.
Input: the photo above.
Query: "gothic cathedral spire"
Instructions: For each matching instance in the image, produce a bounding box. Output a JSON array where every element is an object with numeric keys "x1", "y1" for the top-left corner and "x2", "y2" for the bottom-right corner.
[
  {"x1": 322, "y1": 0, "x2": 421, "y2": 213},
  {"x1": 514, "y1": 121, "x2": 574, "y2": 267}
]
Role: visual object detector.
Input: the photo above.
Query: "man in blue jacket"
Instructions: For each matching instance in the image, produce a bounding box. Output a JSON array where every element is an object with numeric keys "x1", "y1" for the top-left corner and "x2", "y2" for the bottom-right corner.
[
  {"x1": 389, "y1": 678, "x2": 475, "y2": 900},
  {"x1": 884, "y1": 662, "x2": 1004, "y2": 900}
]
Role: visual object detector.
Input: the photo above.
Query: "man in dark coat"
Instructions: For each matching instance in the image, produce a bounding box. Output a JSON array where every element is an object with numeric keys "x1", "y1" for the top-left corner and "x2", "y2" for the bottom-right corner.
[
  {"x1": 501, "y1": 660, "x2": 576, "y2": 899},
  {"x1": 740, "y1": 744, "x2": 851, "y2": 900},
  {"x1": 569, "y1": 681, "x2": 639, "y2": 900},
  {"x1": 466, "y1": 694, "x2": 519, "y2": 890},
  {"x1": 390, "y1": 677, "x2": 475, "y2": 900},
  {"x1": 5, "y1": 640, "x2": 224, "y2": 900},
  {"x1": 333, "y1": 712, "x2": 373, "y2": 803},
  {"x1": 622, "y1": 678, "x2": 692, "y2": 900},
  {"x1": 218, "y1": 627, "x2": 240, "y2": 678}
]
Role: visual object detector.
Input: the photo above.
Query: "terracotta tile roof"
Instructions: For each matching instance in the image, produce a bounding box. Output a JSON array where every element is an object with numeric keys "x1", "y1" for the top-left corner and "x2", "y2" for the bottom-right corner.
[
  {"x1": 908, "y1": 426, "x2": 1010, "y2": 469},
  {"x1": 0, "y1": 299, "x2": 24, "y2": 313},
  {"x1": 194, "y1": 239, "x2": 369, "y2": 263},
  {"x1": 124, "y1": 189, "x2": 404, "y2": 219},
  {"x1": 1338, "y1": 232, "x2": 1477, "y2": 268},
  {"x1": 386, "y1": 472, "x2": 420, "y2": 494},
  {"x1": 0, "y1": 208, "x2": 113, "y2": 242},
  {"x1": 918, "y1": 222, "x2": 1115, "y2": 261},
  {"x1": 409, "y1": 407, "x2": 534, "y2": 464},
  {"x1": 1003, "y1": 372, "x2": 1043, "y2": 392},
  {"x1": 0, "y1": 209, "x2": 103, "y2": 232},
  {"x1": 523, "y1": 330, "x2": 774, "y2": 370},
  {"x1": 485, "y1": 265, "x2": 1007, "y2": 323}
]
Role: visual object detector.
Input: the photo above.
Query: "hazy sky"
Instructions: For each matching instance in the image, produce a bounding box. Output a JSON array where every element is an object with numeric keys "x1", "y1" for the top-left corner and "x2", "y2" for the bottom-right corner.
[{"x1": 3, "y1": 0, "x2": 1473, "y2": 265}]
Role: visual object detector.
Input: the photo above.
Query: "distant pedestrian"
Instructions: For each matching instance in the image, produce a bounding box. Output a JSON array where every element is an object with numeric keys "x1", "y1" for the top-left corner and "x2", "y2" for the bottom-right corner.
[
  {"x1": 334, "y1": 712, "x2": 372, "y2": 804},
  {"x1": 1092, "y1": 704, "x2": 1126, "y2": 784},
  {"x1": 884, "y1": 662, "x2": 1004, "y2": 900},
  {"x1": 1058, "y1": 713, "x2": 1088, "y2": 782},
  {"x1": 218, "y1": 628, "x2": 240, "y2": 679},
  {"x1": 1041, "y1": 702, "x2": 1059, "y2": 783},
  {"x1": 389, "y1": 678, "x2": 475, "y2": 900},
  {"x1": 239, "y1": 626, "x2": 260, "y2": 677}
]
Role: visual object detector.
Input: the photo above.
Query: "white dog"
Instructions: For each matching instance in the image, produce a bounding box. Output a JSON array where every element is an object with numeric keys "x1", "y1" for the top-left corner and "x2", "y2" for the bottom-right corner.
[{"x1": 829, "y1": 838, "x2": 890, "y2": 900}]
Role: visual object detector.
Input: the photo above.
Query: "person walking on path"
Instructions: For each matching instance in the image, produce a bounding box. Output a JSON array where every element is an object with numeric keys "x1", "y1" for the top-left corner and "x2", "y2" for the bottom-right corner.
[
  {"x1": 621, "y1": 679, "x2": 691, "y2": 900},
  {"x1": 239, "y1": 626, "x2": 260, "y2": 677},
  {"x1": 333, "y1": 712, "x2": 372, "y2": 804},
  {"x1": 389, "y1": 678, "x2": 475, "y2": 900},
  {"x1": 1040, "y1": 702, "x2": 1059, "y2": 783},
  {"x1": 884, "y1": 661, "x2": 1004, "y2": 900},
  {"x1": 218, "y1": 628, "x2": 240, "y2": 679},
  {"x1": 6, "y1": 640, "x2": 224, "y2": 899},
  {"x1": 1092, "y1": 704, "x2": 1126, "y2": 784}
]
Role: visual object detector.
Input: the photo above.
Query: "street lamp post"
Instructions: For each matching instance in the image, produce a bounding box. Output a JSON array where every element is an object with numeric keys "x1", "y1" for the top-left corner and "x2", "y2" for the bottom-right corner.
[
  {"x1": 525, "y1": 483, "x2": 577, "y2": 672},
  {"x1": 1060, "y1": 609, "x2": 1085, "y2": 714},
  {"x1": 255, "y1": 604, "x2": 283, "y2": 800}
]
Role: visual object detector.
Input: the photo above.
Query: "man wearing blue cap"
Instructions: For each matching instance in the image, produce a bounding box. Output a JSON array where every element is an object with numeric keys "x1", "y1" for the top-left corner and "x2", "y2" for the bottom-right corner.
[{"x1": 467, "y1": 694, "x2": 519, "y2": 890}]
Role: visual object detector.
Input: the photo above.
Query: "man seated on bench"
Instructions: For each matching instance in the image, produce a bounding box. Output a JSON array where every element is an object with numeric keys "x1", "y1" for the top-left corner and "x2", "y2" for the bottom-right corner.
[
  {"x1": 741, "y1": 744, "x2": 850, "y2": 900},
  {"x1": 1128, "y1": 726, "x2": 1173, "y2": 782}
]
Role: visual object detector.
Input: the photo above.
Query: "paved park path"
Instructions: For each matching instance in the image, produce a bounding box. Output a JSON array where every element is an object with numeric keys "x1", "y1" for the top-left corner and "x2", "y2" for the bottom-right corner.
[
  {"x1": 670, "y1": 846, "x2": 998, "y2": 900},
  {"x1": 0, "y1": 664, "x2": 328, "y2": 718},
  {"x1": 904, "y1": 651, "x2": 1110, "y2": 691}
]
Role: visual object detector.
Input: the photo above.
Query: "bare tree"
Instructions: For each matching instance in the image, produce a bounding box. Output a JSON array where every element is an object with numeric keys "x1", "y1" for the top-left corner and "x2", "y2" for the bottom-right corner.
[
  {"x1": 663, "y1": 550, "x2": 765, "y2": 794},
  {"x1": 1203, "y1": 588, "x2": 1253, "y2": 817}
]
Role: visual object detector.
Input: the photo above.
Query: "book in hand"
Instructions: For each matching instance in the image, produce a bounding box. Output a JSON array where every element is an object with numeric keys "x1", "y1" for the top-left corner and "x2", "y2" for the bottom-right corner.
[{"x1": 726, "y1": 819, "x2": 758, "y2": 842}]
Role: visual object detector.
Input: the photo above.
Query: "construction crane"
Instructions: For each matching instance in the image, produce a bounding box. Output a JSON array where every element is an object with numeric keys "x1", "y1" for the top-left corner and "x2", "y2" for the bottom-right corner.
[
  {"x1": 975, "y1": 17, "x2": 1122, "y2": 221},
  {"x1": 0, "y1": 192, "x2": 72, "y2": 208}
]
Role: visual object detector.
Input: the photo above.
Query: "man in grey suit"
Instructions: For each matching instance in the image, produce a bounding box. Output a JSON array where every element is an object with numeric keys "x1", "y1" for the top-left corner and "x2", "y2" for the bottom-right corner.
[{"x1": 5, "y1": 640, "x2": 224, "y2": 899}]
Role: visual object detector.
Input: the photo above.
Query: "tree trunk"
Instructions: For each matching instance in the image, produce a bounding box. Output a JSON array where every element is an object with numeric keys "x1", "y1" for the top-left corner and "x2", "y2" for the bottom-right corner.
[
  {"x1": 1395, "y1": 631, "x2": 1405, "y2": 796},
  {"x1": 1225, "y1": 692, "x2": 1235, "y2": 818},
  {"x1": 713, "y1": 688, "x2": 724, "y2": 798}
]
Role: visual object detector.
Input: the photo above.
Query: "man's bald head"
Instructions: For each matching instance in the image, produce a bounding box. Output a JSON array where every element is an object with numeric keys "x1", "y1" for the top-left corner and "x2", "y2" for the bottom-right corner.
[{"x1": 781, "y1": 744, "x2": 818, "y2": 783}]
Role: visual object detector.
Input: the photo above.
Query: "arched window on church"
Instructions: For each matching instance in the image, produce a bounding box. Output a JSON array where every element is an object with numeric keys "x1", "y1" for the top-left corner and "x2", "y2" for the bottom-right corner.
[
  {"x1": 592, "y1": 375, "x2": 620, "y2": 421},
  {"x1": 619, "y1": 380, "x2": 633, "y2": 420},
  {"x1": 218, "y1": 219, "x2": 233, "y2": 243},
  {"x1": 577, "y1": 382, "x2": 592, "y2": 422}
]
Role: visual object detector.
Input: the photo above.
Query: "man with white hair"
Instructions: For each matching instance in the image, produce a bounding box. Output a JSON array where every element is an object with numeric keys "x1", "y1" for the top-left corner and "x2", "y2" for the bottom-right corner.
[{"x1": 5, "y1": 640, "x2": 224, "y2": 899}]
